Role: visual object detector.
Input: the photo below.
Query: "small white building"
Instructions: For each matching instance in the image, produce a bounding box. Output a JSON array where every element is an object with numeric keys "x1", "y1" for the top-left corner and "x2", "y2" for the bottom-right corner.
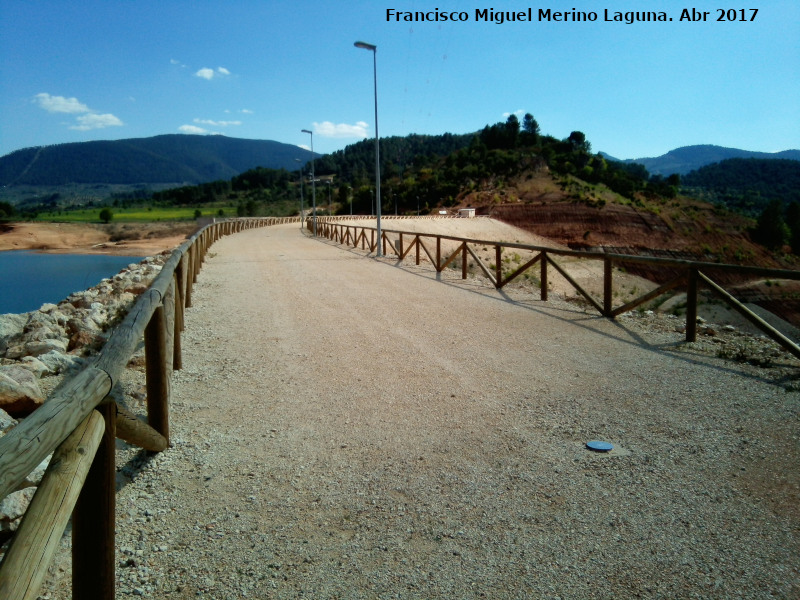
[{"x1": 458, "y1": 208, "x2": 476, "y2": 218}]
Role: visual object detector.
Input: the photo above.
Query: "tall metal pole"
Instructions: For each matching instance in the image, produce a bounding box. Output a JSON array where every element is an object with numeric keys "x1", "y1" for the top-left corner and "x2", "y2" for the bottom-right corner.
[
  {"x1": 355, "y1": 41, "x2": 382, "y2": 257},
  {"x1": 295, "y1": 158, "x2": 305, "y2": 229},
  {"x1": 301, "y1": 129, "x2": 316, "y2": 237}
]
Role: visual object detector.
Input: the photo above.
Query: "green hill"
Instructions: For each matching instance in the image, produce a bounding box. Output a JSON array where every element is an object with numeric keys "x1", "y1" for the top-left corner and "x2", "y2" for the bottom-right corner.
[
  {"x1": 682, "y1": 158, "x2": 800, "y2": 215},
  {"x1": 0, "y1": 135, "x2": 313, "y2": 187},
  {"x1": 605, "y1": 145, "x2": 800, "y2": 176}
]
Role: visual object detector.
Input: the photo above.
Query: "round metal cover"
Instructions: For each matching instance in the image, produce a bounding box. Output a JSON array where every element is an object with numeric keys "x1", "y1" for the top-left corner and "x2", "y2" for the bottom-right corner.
[{"x1": 586, "y1": 440, "x2": 613, "y2": 452}]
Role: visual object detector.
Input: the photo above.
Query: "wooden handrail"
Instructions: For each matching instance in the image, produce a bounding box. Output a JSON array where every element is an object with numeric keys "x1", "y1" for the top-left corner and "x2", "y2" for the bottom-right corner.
[
  {"x1": 0, "y1": 411, "x2": 105, "y2": 600},
  {"x1": 0, "y1": 216, "x2": 299, "y2": 600},
  {"x1": 315, "y1": 219, "x2": 800, "y2": 359},
  {"x1": 3, "y1": 212, "x2": 797, "y2": 599}
]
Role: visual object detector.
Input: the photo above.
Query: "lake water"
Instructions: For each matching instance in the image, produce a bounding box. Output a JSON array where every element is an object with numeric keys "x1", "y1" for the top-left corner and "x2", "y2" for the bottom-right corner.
[{"x1": 0, "y1": 251, "x2": 141, "y2": 314}]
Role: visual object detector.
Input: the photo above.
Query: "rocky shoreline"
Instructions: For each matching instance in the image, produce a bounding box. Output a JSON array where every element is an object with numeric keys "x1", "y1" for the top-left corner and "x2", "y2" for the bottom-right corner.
[
  {"x1": 0, "y1": 251, "x2": 170, "y2": 538},
  {"x1": 1, "y1": 230, "x2": 798, "y2": 598}
]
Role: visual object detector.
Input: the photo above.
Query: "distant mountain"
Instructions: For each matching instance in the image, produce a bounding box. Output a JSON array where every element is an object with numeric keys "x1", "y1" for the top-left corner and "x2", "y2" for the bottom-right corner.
[
  {"x1": 681, "y1": 158, "x2": 800, "y2": 215},
  {"x1": 601, "y1": 145, "x2": 800, "y2": 176},
  {"x1": 0, "y1": 135, "x2": 315, "y2": 186}
]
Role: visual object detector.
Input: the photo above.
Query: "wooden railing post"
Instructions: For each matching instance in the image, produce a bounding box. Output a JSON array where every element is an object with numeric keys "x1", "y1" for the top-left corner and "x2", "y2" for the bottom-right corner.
[
  {"x1": 604, "y1": 257, "x2": 613, "y2": 317},
  {"x1": 462, "y1": 243, "x2": 468, "y2": 279},
  {"x1": 184, "y1": 249, "x2": 194, "y2": 308},
  {"x1": 192, "y1": 243, "x2": 200, "y2": 284},
  {"x1": 144, "y1": 283, "x2": 174, "y2": 443},
  {"x1": 495, "y1": 245, "x2": 502, "y2": 288},
  {"x1": 175, "y1": 255, "x2": 185, "y2": 329},
  {"x1": 72, "y1": 402, "x2": 116, "y2": 600},
  {"x1": 540, "y1": 251, "x2": 548, "y2": 301},
  {"x1": 686, "y1": 267, "x2": 698, "y2": 342},
  {"x1": 436, "y1": 236, "x2": 442, "y2": 272},
  {"x1": 172, "y1": 273, "x2": 183, "y2": 370}
]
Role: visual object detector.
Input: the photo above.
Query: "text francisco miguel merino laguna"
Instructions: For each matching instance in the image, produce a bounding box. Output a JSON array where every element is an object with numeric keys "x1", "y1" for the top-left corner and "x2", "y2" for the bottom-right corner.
[{"x1": 385, "y1": 7, "x2": 750, "y2": 24}]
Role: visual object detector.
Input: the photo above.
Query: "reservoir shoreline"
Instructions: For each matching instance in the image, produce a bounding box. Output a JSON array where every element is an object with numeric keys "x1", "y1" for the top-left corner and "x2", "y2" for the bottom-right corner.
[
  {"x1": 0, "y1": 221, "x2": 194, "y2": 257},
  {"x1": 0, "y1": 221, "x2": 193, "y2": 314}
]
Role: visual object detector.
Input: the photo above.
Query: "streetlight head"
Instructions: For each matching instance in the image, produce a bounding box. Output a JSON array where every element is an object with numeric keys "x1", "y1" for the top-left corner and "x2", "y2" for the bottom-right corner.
[
  {"x1": 354, "y1": 41, "x2": 376, "y2": 51},
  {"x1": 301, "y1": 129, "x2": 312, "y2": 134}
]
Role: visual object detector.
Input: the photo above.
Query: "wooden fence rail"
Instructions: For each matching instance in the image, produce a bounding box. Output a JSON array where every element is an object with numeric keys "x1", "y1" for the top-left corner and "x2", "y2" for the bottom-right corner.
[
  {"x1": 0, "y1": 216, "x2": 298, "y2": 600},
  {"x1": 311, "y1": 219, "x2": 800, "y2": 359},
  {"x1": 3, "y1": 213, "x2": 798, "y2": 598}
]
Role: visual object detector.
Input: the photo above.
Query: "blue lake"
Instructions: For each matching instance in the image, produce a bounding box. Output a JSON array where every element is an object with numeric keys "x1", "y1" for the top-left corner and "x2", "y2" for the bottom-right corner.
[{"x1": 0, "y1": 251, "x2": 141, "y2": 314}]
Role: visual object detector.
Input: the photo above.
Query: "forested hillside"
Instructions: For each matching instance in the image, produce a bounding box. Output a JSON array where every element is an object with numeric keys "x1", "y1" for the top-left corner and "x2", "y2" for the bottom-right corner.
[
  {"x1": 6, "y1": 116, "x2": 800, "y2": 271},
  {"x1": 0, "y1": 135, "x2": 311, "y2": 186},
  {"x1": 682, "y1": 158, "x2": 800, "y2": 215},
  {"x1": 311, "y1": 115, "x2": 680, "y2": 215},
  {"x1": 612, "y1": 145, "x2": 800, "y2": 176}
]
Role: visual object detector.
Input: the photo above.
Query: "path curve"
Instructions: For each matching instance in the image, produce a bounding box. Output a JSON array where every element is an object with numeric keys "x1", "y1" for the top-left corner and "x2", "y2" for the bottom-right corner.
[{"x1": 56, "y1": 223, "x2": 800, "y2": 598}]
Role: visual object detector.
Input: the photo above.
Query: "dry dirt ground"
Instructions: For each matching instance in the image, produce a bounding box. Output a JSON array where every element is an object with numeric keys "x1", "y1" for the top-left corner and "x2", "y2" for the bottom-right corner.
[
  {"x1": 35, "y1": 220, "x2": 800, "y2": 599},
  {"x1": 342, "y1": 217, "x2": 795, "y2": 338},
  {"x1": 0, "y1": 222, "x2": 196, "y2": 256}
]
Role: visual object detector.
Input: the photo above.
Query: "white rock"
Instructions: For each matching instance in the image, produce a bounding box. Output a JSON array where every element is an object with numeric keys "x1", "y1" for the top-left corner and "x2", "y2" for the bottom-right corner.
[
  {"x1": 0, "y1": 487, "x2": 36, "y2": 533},
  {"x1": 20, "y1": 356, "x2": 49, "y2": 378},
  {"x1": 36, "y1": 350, "x2": 84, "y2": 375},
  {"x1": 0, "y1": 366, "x2": 44, "y2": 416},
  {"x1": 24, "y1": 338, "x2": 68, "y2": 357},
  {"x1": 0, "y1": 313, "x2": 27, "y2": 354},
  {"x1": 0, "y1": 407, "x2": 17, "y2": 434},
  {"x1": 4, "y1": 344, "x2": 25, "y2": 360}
]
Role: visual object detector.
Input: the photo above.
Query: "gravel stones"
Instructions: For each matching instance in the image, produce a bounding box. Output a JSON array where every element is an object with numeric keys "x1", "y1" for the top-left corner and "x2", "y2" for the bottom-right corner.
[{"x1": 7, "y1": 224, "x2": 800, "y2": 598}]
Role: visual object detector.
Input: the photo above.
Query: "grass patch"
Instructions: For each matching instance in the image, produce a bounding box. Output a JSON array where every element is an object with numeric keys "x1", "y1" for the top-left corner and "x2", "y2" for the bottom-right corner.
[{"x1": 33, "y1": 206, "x2": 236, "y2": 223}]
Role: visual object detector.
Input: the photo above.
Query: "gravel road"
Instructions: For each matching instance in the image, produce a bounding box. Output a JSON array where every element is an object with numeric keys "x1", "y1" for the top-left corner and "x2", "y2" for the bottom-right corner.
[{"x1": 46, "y1": 222, "x2": 799, "y2": 599}]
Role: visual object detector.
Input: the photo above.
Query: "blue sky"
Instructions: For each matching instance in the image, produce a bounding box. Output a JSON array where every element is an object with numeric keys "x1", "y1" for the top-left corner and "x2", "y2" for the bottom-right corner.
[{"x1": 1, "y1": 1, "x2": 798, "y2": 161}]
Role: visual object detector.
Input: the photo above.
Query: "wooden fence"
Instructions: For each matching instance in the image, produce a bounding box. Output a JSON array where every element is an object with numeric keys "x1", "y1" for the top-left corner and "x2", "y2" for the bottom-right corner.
[
  {"x1": 0, "y1": 216, "x2": 297, "y2": 600},
  {"x1": 311, "y1": 219, "x2": 800, "y2": 359},
  {"x1": 3, "y1": 213, "x2": 798, "y2": 598}
]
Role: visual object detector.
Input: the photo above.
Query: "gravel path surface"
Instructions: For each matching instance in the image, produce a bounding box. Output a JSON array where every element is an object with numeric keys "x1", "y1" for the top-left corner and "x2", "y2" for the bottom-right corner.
[{"x1": 47, "y1": 223, "x2": 799, "y2": 598}]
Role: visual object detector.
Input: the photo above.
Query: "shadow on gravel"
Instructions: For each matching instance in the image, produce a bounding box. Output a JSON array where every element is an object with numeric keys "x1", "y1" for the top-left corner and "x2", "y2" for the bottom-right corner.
[
  {"x1": 116, "y1": 448, "x2": 159, "y2": 492},
  {"x1": 313, "y1": 233, "x2": 796, "y2": 387}
]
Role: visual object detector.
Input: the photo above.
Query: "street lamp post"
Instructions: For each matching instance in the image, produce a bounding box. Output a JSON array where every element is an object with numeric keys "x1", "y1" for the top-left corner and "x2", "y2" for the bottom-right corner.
[
  {"x1": 354, "y1": 40, "x2": 382, "y2": 257},
  {"x1": 301, "y1": 129, "x2": 317, "y2": 237},
  {"x1": 295, "y1": 159, "x2": 305, "y2": 229}
]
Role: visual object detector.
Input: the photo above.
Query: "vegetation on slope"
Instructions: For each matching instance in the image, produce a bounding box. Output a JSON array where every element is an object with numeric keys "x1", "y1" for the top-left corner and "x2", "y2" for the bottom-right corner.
[
  {"x1": 682, "y1": 158, "x2": 800, "y2": 216},
  {"x1": 0, "y1": 135, "x2": 312, "y2": 186},
  {"x1": 4, "y1": 115, "x2": 800, "y2": 272}
]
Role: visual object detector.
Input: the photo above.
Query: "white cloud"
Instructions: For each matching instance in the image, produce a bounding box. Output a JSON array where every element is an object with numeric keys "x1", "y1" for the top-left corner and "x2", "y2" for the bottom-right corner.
[
  {"x1": 179, "y1": 125, "x2": 210, "y2": 134},
  {"x1": 34, "y1": 93, "x2": 124, "y2": 130},
  {"x1": 34, "y1": 93, "x2": 90, "y2": 114},
  {"x1": 240, "y1": 109, "x2": 253, "y2": 114},
  {"x1": 313, "y1": 121, "x2": 369, "y2": 138},
  {"x1": 70, "y1": 113, "x2": 123, "y2": 131},
  {"x1": 193, "y1": 118, "x2": 241, "y2": 126},
  {"x1": 195, "y1": 67, "x2": 231, "y2": 80},
  {"x1": 502, "y1": 109, "x2": 525, "y2": 119}
]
